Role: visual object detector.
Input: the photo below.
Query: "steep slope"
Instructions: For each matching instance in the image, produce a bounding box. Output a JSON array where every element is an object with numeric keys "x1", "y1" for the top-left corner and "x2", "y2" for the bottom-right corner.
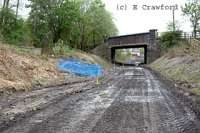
[
  {"x1": 150, "y1": 40, "x2": 200, "y2": 95},
  {"x1": 0, "y1": 44, "x2": 63, "y2": 93},
  {"x1": 0, "y1": 43, "x2": 112, "y2": 94}
]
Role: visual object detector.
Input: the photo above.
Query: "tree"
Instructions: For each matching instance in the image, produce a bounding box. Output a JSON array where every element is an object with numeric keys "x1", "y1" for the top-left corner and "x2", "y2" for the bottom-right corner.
[
  {"x1": 0, "y1": 0, "x2": 29, "y2": 45},
  {"x1": 182, "y1": 1, "x2": 200, "y2": 38},
  {"x1": 0, "y1": 8, "x2": 27, "y2": 44},
  {"x1": 3, "y1": 0, "x2": 10, "y2": 9},
  {"x1": 87, "y1": 0, "x2": 117, "y2": 48},
  {"x1": 71, "y1": 0, "x2": 117, "y2": 50},
  {"x1": 1, "y1": 0, "x2": 10, "y2": 25},
  {"x1": 27, "y1": 0, "x2": 117, "y2": 52},
  {"x1": 28, "y1": 0, "x2": 80, "y2": 48}
]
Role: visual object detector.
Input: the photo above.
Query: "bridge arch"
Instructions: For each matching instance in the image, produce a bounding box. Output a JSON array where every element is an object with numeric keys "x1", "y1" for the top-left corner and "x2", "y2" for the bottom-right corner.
[{"x1": 111, "y1": 44, "x2": 148, "y2": 65}]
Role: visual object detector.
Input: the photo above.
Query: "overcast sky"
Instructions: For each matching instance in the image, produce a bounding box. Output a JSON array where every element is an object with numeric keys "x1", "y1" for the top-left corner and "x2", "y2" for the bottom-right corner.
[
  {"x1": 0, "y1": 0, "x2": 192, "y2": 35},
  {"x1": 102, "y1": 0, "x2": 191, "y2": 35}
]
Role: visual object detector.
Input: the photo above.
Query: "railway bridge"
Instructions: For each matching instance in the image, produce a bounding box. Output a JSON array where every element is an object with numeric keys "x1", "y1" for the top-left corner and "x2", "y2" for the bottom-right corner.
[{"x1": 107, "y1": 29, "x2": 160, "y2": 64}]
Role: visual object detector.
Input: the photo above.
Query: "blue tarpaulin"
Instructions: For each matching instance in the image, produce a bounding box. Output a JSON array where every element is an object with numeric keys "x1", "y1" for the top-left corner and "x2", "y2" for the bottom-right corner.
[{"x1": 58, "y1": 58, "x2": 102, "y2": 77}]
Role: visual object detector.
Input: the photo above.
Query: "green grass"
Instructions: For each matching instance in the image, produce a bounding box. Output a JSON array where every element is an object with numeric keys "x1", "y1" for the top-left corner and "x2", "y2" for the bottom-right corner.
[
  {"x1": 0, "y1": 43, "x2": 33, "y2": 56},
  {"x1": 192, "y1": 88, "x2": 200, "y2": 95},
  {"x1": 13, "y1": 47, "x2": 32, "y2": 55},
  {"x1": 150, "y1": 41, "x2": 200, "y2": 97}
]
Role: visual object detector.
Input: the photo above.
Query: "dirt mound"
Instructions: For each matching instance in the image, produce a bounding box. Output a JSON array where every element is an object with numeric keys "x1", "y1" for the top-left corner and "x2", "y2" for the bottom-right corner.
[{"x1": 0, "y1": 44, "x2": 61, "y2": 93}]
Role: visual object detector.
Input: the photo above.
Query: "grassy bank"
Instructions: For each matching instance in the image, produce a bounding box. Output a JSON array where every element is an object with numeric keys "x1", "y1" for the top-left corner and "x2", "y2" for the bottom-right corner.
[{"x1": 150, "y1": 41, "x2": 200, "y2": 95}]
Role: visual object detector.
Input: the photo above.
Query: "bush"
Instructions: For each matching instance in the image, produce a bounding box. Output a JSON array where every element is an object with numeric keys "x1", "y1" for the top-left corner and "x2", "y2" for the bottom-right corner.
[
  {"x1": 53, "y1": 40, "x2": 74, "y2": 56},
  {"x1": 160, "y1": 31, "x2": 182, "y2": 50}
]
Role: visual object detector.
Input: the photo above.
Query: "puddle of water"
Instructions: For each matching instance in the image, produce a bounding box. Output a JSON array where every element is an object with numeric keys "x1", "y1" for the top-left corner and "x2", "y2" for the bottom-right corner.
[
  {"x1": 124, "y1": 72, "x2": 134, "y2": 76},
  {"x1": 124, "y1": 72, "x2": 144, "y2": 76},
  {"x1": 134, "y1": 67, "x2": 143, "y2": 70},
  {"x1": 108, "y1": 85, "x2": 116, "y2": 89},
  {"x1": 124, "y1": 68, "x2": 144, "y2": 76},
  {"x1": 125, "y1": 77, "x2": 145, "y2": 80},
  {"x1": 125, "y1": 96, "x2": 163, "y2": 103}
]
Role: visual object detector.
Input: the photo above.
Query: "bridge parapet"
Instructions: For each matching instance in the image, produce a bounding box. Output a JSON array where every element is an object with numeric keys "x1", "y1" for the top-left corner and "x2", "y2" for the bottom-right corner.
[{"x1": 108, "y1": 29, "x2": 158, "y2": 47}]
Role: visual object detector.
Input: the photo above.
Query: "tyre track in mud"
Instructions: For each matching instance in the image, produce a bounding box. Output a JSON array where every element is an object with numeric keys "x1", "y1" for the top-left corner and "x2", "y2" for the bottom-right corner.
[
  {"x1": 0, "y1": 71, "x2": 120, "y2": 133},
  {"x1": 0, "y1": 67, "x2": 200, "y2": 133},
  {"x1": 0, "y1": 81, "x2": 94, "y2": 131},
  {"x1": 90, "y1": 67, "x2": 200, "y2": 133},
  {"x1": 0, "y1": 79, "x2": 92, "y2": 110},
  {"x1": 0, "y1": 70, "x2": 118, "y2": 133}
]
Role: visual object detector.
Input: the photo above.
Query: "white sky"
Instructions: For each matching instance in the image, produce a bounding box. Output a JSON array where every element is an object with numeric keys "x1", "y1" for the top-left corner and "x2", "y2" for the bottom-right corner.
[{"x1": 102, "y1": 0, "x2": 191, "y2": 35}]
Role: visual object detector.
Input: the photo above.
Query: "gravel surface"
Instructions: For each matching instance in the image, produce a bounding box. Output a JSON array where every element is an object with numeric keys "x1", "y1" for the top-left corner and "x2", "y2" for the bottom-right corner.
[{"x1": 0, "y1": 67, "x2": 200, "y2": 133}]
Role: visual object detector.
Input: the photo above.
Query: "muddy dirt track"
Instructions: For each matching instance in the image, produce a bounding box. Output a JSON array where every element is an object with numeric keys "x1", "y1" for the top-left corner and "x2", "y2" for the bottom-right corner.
[{"x1": 0, "y1": 67, "x2": 200, "y2": 133}]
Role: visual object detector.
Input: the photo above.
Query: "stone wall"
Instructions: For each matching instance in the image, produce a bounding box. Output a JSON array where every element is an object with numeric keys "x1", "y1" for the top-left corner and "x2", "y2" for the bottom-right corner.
[{"x1": 92, "y1": 43, "x2": 111, "y2": 61}]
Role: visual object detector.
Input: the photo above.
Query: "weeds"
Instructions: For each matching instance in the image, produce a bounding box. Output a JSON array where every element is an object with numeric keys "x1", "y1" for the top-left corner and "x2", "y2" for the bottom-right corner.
[{"x1": 192, "y1": 88, "x2": 200, "y2": 95}]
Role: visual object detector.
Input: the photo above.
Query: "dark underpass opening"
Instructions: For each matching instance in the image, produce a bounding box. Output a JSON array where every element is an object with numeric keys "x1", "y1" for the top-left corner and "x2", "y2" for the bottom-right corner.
[{"x1": 111, "y1": 45, "x2": 147, "y2": 65}]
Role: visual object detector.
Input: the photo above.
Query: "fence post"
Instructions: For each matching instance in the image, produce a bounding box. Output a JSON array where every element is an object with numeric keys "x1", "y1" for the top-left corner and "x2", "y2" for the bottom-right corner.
[
  {"x1": 96, "y1": 65, "x2": 101, "y2": 85},
  {"x1": 114, "y1": 63, "x2": 116, "y2": 72},
  {"x1": 184, "y1": 32, "x2": 186, "y2": 39}
]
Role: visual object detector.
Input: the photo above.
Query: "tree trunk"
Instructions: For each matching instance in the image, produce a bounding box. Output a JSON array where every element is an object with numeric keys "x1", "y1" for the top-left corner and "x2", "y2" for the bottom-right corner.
[
  {"x1": 41, "y1": 31, "x2": 54, "y2": 55},
  {"x1": 53, "y1": 30, "x2": 61, "y2": 44},
  {"x1": 93, "y1": 31, "x2": 96, "y2": 48},
  {"x1": 1, "y1": 0, "x2": 9, "y2": 26},
  {"x1": 193, "y1": 24, "x2": 197, "y2": 38},
  {"x1": 15, "y1": 0, "x2": 20, "y2": 18},
  {"x1": 5, "y1": 0, "x2": 9, "y2": 8},
  {"x1": 80, "y1": 25, "x2": 85, "y2": 50},
  {"x1": 3, "y1": 0, "x2": 6, "y2": 8}
]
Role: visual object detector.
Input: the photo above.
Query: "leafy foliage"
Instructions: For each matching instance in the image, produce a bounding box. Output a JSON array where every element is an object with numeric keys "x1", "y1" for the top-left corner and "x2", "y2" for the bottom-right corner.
[
  {"x1": 27, "y1": 0, "x2": 80, "y2": 48},
  {"x1": 160, "y1": 31, "x2": 182, "y2": 50},
  {"x1": 53, "y1": 39, "x2": 74, "y2": 56},
  {"x1": 28, "y1": 0, "x2": 118, "y2": 52},
  {"x1": 0, "y1": 8, "x2": 28, "y2": 45},
  {"x1": 182, "y1": 1, "x2": 200, "y2": 38},
  {"x1": 0, "y1": 0, "x2": 117, "y2": 55}
]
